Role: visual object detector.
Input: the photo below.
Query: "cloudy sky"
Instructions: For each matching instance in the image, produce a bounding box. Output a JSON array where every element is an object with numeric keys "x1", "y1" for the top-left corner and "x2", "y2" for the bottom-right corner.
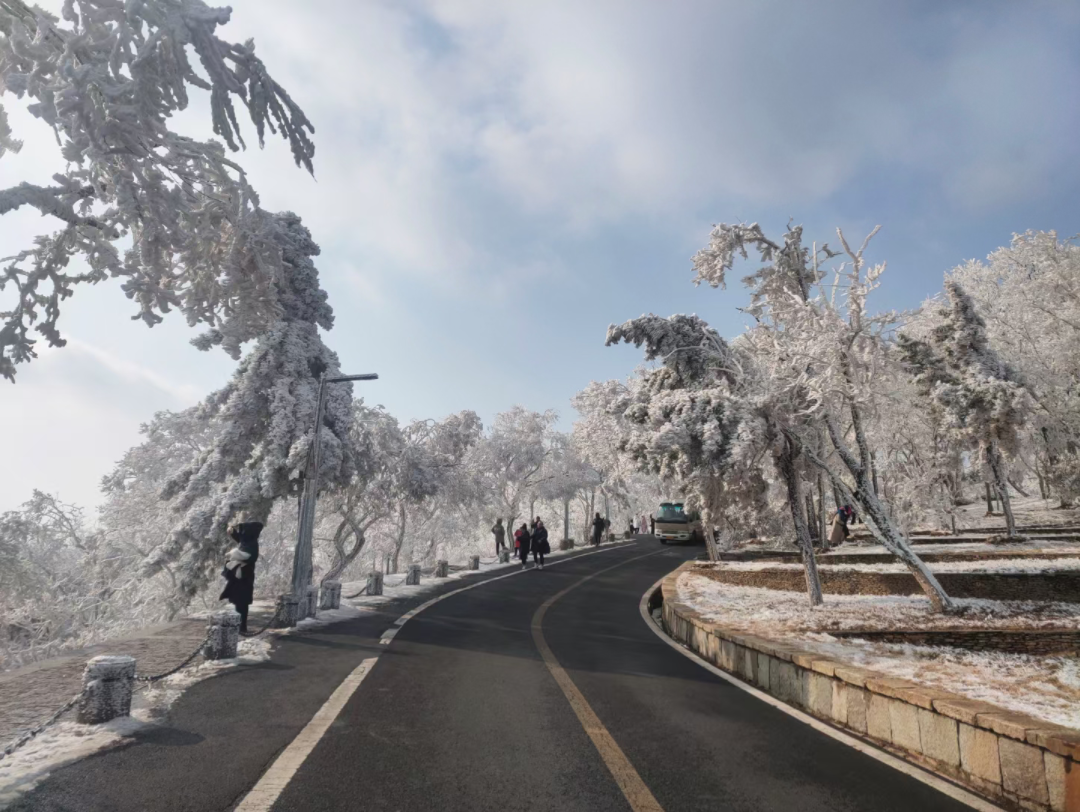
[{"x1": 3, "y1": 0, "x2": 1080, "y2": 512}]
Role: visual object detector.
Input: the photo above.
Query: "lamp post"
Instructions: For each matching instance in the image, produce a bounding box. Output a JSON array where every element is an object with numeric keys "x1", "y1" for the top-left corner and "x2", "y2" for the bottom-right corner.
[{"x1": 290, "y1": 372, "x2": 378, "y2": 600}]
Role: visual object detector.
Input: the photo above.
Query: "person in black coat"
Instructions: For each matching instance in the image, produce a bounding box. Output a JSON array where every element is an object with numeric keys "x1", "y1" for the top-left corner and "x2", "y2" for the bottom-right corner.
[
  {"x1": 591, "y1": 513, "x2": 605, "y2": 546},
  {"x1": 531, "y1": 518, "x2": 550, "y2": 569},
  {"x1": 220, "y1": 521, "x2": 263, "y2": 633},
  {"x1": 514, "y1": 523, "x2": 532, "y2": 569}
]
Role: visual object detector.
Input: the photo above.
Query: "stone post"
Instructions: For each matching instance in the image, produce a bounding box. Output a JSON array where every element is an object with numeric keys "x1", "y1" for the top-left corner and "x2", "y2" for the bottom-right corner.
[
  {"x1": 468, "y1": 555, "x2": 480, "y2": 570},
  {"x1": 204, "y1": 609, "x2": 240, "y2": 660},
  {"x1": 77, "y1": 655, "x2": 136, "y2": 724},
  {"x1": 367, "y1": 570, "x2": 384, "y2": 596},
  {"x1": 406, "y1": 565, "x2": 421, "y2": 586},
  {"x1": 320, "y1": 580, "x2": 341, "y2": 610},
  {"x1": 304, "y1": 585, "x2": 319, "y2": 618},
  {"x1": 435, "y1": 559, "x2": 449, "y2": 578},
  {"x1": 274, "y1": 593, "x2": 300, "y2": 628},
  {"x1": 498, "y1": 549, "x2": 510, "y2": 564},
  {"x1": 559, "y1": 538, "x2": 574, "y2": 551}
]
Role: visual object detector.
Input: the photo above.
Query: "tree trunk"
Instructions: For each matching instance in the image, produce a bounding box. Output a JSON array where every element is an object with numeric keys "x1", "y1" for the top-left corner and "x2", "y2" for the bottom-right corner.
[
  {"x1": 1007, "y1": 476, "x2": 1029, "y2": 498},
  {"x1": 776, "y1": 438, "x2": 823, "y2": 606},
  {"x1": 987, "y1": 443, "x2": 1018, "y2": 537},
  {"x1": 869, "y1": 451, "x2": 880, "y2": 497},
  {"x1": 984, "y1": 481, "x2": 994, "y2": 515},
  {"x1": 818, "y1": 414, "x2": 954, "y2": 613},
  {"x1": 804, "y1": 492, "x2": 819, "y2": 544},
  {"x1": 817, "y1": 470, "x2": 827, "y2": 551},
  {"x1": 390, "y1": 503, "x2": 407, "y2": 574},
  {"x1": 563, "y1": 499, "x2": 570, "y2": 543}
]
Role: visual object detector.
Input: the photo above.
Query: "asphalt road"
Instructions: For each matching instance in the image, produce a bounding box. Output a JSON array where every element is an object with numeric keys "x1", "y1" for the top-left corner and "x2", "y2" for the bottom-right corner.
[{"x1": 10, "y1": 540, "x2": 977, "y2": 812}]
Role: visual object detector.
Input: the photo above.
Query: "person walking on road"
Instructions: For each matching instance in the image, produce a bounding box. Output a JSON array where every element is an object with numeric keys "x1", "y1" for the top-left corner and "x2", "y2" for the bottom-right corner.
[
  {"x1": 220, "y1": 521, "x2": 262, "y2": 634},
  {"x1": 531, "y1": 518, "x2": 550, "y2": 569},
  {"x1": 592, "y1": 512, "x2": 605, "y2": 546},
  {"x1": 649, "y1": 514, "x2": 655, "y2": 535},
  {"x1": 514, "y1": 523, "x2": 532, "y2": 569},
  {"x1": 491, "y1": 518, "x2": 506, "y2": 555}
]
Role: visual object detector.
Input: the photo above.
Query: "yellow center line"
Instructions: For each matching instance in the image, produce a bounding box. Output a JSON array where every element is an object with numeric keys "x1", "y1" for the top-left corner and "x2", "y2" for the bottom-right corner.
[{"x1": 531, "y1": 550, "x2": 666, "y2": 812}]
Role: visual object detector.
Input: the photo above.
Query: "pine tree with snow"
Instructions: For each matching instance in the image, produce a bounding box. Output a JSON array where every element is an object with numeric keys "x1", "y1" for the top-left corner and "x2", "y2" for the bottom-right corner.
[
  {"x1": 152, "y1": 212, "x2": 357, "y2": 596},
  {"x1": 899, "y1": 280, "x2": 1030, "y2": 539}
]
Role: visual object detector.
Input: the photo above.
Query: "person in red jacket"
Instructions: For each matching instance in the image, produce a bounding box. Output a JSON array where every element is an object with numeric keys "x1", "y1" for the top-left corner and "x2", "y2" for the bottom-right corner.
[{"x1": 514, "y1": 523, "x2": 532, "y2": 569}]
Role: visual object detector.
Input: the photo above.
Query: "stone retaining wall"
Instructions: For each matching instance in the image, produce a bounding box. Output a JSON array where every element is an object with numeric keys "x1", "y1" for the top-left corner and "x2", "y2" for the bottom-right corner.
[
  {"x1": 659, "y1": 563, "x2": 1080, "y2": 812},
  {"x1": 693, "y1": 564, "x2": 1080, "y2": 603}
]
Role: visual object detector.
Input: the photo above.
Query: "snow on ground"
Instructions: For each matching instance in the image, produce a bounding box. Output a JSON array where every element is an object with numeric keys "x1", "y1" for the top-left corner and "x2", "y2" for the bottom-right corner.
[
  {"x1": 947, "y1": 495, "x2": 1080, "y2": 530},
  {"x1": 0, "y1": 637, "x2": 272, "y2": 807},
  {"x1": 676, "y1": 571, "x2": 1080, "y2": 729},
  {"x1": 826, "y1": 541, "x2": 1080, "y2": 557},
  {"x1": 709, "y1": 557, "x2": 1080, "y2": 574}
]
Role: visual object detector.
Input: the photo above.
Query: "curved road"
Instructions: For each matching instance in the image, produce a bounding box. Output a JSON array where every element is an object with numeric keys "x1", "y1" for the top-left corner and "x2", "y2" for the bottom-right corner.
[{"x1": 12, "y1": 540, "x2": 978, "y2": 812}]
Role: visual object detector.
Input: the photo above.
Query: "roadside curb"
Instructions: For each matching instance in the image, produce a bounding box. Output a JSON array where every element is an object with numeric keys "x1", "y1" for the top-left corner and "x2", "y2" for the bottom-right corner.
[{"x1": 649, "y1": 562, "x2": 1080, "y2": 812}]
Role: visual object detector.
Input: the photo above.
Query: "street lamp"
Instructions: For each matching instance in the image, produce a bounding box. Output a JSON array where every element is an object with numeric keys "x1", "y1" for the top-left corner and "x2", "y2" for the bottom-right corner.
[{"x1": 290, "y1": 372, "x2": 379, "y2": 600}]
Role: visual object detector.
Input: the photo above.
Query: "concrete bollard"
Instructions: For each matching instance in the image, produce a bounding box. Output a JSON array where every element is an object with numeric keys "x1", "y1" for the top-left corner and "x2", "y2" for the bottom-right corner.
[
  {"x1": 320, "y1": 580, "x2": 341, "y2": 610},
  {"x1": 204, "y1": 609, "x2": 241, "y2": 660},
  {"x1": 367, "y1": 570, "x2": 384, "y2": 596},
  {"x1": 435, "y1": 559, "x2": 449, "y2": 578},
  {"x1": 304, "y1": 585, "x2": 319, "y2": 619},
  {"x1": 274, "y1": 593, "x2": 300, "y2": 628},
  {"x1": 78, "y1": 655, "x2": 136, "y2": 724},
  {"x1": 468, "y1": 555, "x2": 480, "y2": 570},
  {"x1": 406, "y1": 564, "x2": 421, "y2": 586},
  {"x1": 559, "y1": 538, "x2": 574, "y2": 551},
  {"x1": 498, "y1": 549, "x2": 510, "y2": 564}
]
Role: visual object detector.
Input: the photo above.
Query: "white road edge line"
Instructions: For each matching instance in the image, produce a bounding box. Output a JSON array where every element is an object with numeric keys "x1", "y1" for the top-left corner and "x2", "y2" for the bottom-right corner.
[
  {"x1": 233, "y1": 657, "x2": 379, "y2": 812},
  {"x1": 636, "y1": 576, "x2": 1003, "y2": 812},
  {"x1": 233, "y1": 541, "x2": 641, "y2": 811}
]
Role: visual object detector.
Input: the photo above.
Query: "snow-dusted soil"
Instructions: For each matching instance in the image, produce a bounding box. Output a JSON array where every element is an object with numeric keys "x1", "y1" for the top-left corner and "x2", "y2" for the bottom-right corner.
[
  {"x1": 0, "y1": 637, "x2": 271, "y2": 806},
  {"x1": 950, "y1": 495, "x2": 1080, "y2": 530},
  {"x1": 824, "y1": 541, "x2": 1080, "y2": 557},
  {"x1": 676, "y1": 572, "x2": 1080, "y2": 729},
  {"x1": 708, "y1": 557, "x2": 1080, "y2": 574}
]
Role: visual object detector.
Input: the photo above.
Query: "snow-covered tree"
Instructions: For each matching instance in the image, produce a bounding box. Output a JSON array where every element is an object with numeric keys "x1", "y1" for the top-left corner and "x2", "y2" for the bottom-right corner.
[
  {"x1": 899, "y1": 280, "x2": 1030, "y2": 538},
  {"x1": 946, "y1": 232, "x2": 1080, "y2": 506},
  {"x1": 604, "y1": 315, "x2": 742, "y2": 562},
  {"x1": 470, "y1": 407, "x2": 558, "y2": 537},
  {"x1": 0, "y1": 0, "x2": 316, "y2": 381},
  {"x1": 383, "y1": 411, "x2": 482, "y2": 572},
  {"x1": 151, "y1": 213, "x2": 356, "y2": 597},
  {"x1": 699, "y1": 223, "x2": 953, "y2": 610}
]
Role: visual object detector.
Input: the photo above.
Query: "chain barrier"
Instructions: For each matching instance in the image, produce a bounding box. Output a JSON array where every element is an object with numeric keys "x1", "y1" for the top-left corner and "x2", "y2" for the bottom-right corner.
[
  {"x1": 240, "y1": 605, "x2": 284, "y2": 638},
  {"x1": 132, "y1": 629, "x2": 212, "y2": 684},
  {"x1": 1, "y1": 606, "x2": 288, "y2": 760},
  {"x1": 344, "y1": 585, "x2": 368, "y2": 600},
  {"x1": 0, "y1": 691, "x2": 81, "y2": 763}
]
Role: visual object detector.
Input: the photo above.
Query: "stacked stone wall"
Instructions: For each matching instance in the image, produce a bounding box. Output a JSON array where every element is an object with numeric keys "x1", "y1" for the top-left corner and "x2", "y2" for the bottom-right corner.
[{"x1": 659, "y1": 563, "x2": 1080, "y2": 812}]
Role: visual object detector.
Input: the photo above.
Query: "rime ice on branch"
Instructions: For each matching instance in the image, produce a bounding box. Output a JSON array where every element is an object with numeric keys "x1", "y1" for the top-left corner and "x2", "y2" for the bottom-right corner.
[{"x1": 0, "y1": 0, "x2": 316, "y2": 381}]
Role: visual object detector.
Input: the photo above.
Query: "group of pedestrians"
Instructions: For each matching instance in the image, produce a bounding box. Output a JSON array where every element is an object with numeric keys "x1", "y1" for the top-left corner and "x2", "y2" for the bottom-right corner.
[{"x1": 490, "y1": 517, "x2": 551, "y2": 569}]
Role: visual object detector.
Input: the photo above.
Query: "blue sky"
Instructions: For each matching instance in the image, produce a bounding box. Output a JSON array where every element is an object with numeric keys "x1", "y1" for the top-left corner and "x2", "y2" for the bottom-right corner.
[{"x1": 3, "y1": 0, "x2": 1080, "y2": 511}]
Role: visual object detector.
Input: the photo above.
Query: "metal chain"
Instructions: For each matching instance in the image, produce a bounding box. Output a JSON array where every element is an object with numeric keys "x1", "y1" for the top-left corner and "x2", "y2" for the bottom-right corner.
[
  {"x1": 240, "y1": 605, "x2": 284, "y2": 638},
  {"x1": 132, "y1": 629, "x2": 212, "y2": 683},
  {"x1": 343, "y1": 585, "x2": 368, "y2": 600},
  {"x1": 0, "y1": 691, "x2": 81, "y2": 763}
]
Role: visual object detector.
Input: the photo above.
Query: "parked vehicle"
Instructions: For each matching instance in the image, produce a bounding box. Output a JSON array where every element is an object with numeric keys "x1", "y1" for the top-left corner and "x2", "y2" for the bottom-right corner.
[{"x1": 654, "y1": 502, "x2": 704, "y2": 545}]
